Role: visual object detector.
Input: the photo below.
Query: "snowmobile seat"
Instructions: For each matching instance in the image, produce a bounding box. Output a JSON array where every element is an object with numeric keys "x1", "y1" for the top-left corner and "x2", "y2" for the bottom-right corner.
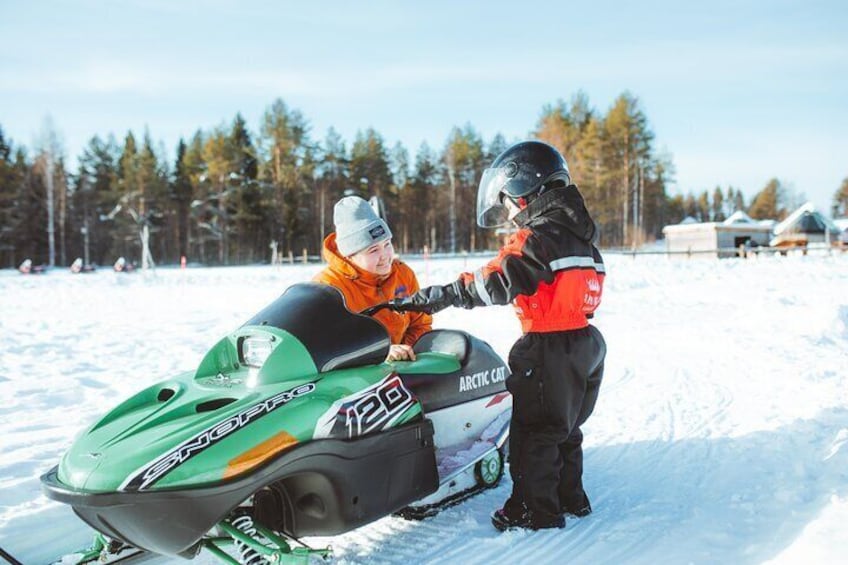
[
  {"x1": 413, "y1": 330, "x2": 469, "y2": 365},
  {"x1": 242, "y1": 283, "x2": 391, "y2": 372}
]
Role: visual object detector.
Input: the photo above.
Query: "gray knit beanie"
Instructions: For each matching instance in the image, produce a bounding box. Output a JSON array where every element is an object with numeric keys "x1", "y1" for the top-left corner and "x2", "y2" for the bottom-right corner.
[{"x1": 333, "y1": 196, "x2": 393, "y2": 256}]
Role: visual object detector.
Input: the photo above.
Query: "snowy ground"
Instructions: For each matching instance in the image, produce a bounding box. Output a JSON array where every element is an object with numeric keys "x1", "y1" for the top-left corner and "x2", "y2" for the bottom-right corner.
[{"x1": 1, "y1": 251, "x2": 847, "y2": 564}]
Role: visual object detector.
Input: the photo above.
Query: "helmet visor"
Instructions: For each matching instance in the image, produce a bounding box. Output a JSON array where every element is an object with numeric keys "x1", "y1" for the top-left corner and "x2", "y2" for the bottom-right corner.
[{"x1": 476, "y1": 167, "x2": 511, "y2": 228}]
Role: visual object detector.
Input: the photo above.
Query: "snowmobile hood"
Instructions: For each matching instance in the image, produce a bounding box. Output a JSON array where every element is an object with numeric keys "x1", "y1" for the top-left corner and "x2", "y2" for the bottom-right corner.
[
  {"x1": 56, "y1": 284, "x2": 407, "y2": 493},
  {"x1": 58, "y1": 365, "x2": 321, "y2": 492}
]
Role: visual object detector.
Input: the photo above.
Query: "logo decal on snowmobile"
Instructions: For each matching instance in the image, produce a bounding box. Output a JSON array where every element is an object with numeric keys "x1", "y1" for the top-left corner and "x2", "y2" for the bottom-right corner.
[
  {"x1": 198, "y1": 372, "x2": 244, "y2": 388},
  {"x1": 459, "y1": 365, "x2": 507, "y2": 393},
  {"x1": 122, "y1": 382, "x2": 316, "y2": 491},
  {"x1": 314, "y1": 374, "x2": 416, "y2": 439}
]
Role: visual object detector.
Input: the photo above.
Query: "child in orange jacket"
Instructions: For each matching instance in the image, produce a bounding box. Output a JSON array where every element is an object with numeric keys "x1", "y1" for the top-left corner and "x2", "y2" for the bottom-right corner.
[{"x1": 314, "y1": 195, "x2": 431, "y2": 362}]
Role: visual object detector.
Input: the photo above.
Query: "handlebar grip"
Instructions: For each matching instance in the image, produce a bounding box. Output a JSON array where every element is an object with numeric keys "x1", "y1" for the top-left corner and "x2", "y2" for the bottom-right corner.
[{"x1": 360, "y1": 302, "x2": 393, "y2": 316}]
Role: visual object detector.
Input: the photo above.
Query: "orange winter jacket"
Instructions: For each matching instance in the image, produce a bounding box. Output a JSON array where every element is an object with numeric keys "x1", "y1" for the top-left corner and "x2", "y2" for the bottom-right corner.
[{"x1": 313, "y1": 233, "x2": 432, "y2": 346}]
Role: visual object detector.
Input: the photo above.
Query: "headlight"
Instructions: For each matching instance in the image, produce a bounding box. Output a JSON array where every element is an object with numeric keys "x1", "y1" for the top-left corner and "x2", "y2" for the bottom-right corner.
[{"x1": 241, "y1": 336, "x2": 276, "y2": 368}]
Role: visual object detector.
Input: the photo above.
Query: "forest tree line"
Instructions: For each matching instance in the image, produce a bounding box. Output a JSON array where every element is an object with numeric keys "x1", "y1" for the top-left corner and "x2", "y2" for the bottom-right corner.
[{"x1": 2, "y1": 92, "x2": 847, "y2": 269}]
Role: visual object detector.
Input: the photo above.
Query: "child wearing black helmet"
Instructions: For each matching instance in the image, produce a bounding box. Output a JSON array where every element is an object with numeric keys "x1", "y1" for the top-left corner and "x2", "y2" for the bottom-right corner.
[{"x1": 394, "y1": 140, "x2": 606, "y2": 531}]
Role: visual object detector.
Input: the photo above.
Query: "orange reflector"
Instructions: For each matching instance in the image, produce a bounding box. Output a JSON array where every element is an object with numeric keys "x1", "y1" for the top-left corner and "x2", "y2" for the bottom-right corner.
[{"x1": 224, "y1": 431, "x2": 298, "y2": 479}]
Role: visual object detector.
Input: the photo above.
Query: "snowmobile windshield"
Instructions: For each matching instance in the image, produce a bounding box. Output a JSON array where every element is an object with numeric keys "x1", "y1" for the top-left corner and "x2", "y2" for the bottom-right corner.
[
  {"x1": 242, "y1": 283, "x2": 391, "y2": 372},
  {"x1": 476, "y1": 167, "x2": 511, "y2": 228}
]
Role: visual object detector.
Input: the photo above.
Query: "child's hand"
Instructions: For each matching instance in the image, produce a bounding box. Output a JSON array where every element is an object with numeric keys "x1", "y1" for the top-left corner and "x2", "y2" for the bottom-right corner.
[
  {"x1": 386, "y1": 344, "x2": 416, "y2": 362},
  {"x1": 391, "y1": 281, "x2": 468, "y2": 314}
]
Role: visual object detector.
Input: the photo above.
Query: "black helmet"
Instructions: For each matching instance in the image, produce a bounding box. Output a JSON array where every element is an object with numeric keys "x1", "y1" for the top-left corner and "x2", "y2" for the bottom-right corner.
[{"x1": 476, "y1": 140, "x2": 571, "y2": 227}]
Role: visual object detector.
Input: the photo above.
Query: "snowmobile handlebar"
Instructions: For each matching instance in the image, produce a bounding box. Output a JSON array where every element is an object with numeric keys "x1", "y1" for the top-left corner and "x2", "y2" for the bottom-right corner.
[
  {"x1": 360, "y1": 302, "x2": 396, "y2": 316},
  {"x1": 361, "y1": 299, "x2": 421, "y2": 316},
  {"x1": 361, "y1": 299, "x2": 430, "y2": 316},
  {"x1": 363, "y1": 300, "x2": 594, "y2": 319}
]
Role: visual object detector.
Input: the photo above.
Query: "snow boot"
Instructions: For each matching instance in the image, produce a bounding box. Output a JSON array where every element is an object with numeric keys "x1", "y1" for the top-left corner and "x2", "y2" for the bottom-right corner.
[
  {"x1": 491, "y1": 506, "x2": 565, "y2": 532},
  {"x1": 562, "y1": 492, "x2": 592, "y2": 518},
  {"x1": 491, "y1": 506, "x2": 526, "y2": 531}
]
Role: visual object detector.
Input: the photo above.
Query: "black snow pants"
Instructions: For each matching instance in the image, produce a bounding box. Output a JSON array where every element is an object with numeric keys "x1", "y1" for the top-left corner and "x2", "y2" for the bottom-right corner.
[{"x1": 504, "y1": 325, "x2": 606, "y2": 524}]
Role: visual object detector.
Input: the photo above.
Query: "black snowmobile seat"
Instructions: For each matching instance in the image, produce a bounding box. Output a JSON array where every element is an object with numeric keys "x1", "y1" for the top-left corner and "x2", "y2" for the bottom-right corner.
[
  {"x1": 413, "y1": 330, "x2": 469, "y2": 365},
  {"x1": 242, "y1": 283, "x2": 391, "y2": 372}
]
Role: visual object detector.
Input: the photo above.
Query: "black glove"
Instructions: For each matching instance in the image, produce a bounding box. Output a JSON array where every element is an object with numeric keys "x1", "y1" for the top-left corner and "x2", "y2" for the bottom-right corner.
[{"x1": 392, "y1": 280, "x2": 472, "y2": 314}]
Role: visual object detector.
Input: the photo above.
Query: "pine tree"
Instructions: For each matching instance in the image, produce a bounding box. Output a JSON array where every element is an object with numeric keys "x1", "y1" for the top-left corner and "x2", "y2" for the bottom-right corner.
[
  {"x1": 259, "y1": 98, "x2": 311, "y2": 256},
  {"x1": 534, "y1": 91, "x2": 593, "y2": 183},
  {"x1": 390, "y1": 142, "x2": 412, "y2": 252},
  {"x1": 487, "y1": 133, "x2": 509, "y2": 163},
  {"x1": 684, "y1": 193, "x2": 698, "y2": 219},
  {"x1": 182, "y1": 131, "x2": 208, "y2": 263},
  {"x1": 70, "y1": 161, "x2": 94, "y2": 267},
  {"x1": 666, "y1": 194, "x2": 685, "y2": 225},
  {"x1": 315, "y1": 128, "x2": 350, "y2": 250},
  {"x1": 17, "y1": 149, "x2": 49, "y2": 263},
  {"x1": 54, "y1": 156, "x2": 70, "y2": 266},
  {"x1": 349, "y1": 129, "x2": 394, "y2": 252},
  {"x1": 75, "y1": 136, "x2": 120, "y2": 265},
  {"x1": 172, "y1": 139, "x2": 193, "y2": 261},
  {"x1": 138, "y1": 130, "x2": 168, "y2": 263},
  {"x1": 35, "y1": 119, "x2": 66, "y2": 266},
  {"x1": 229, "y1": 114, "x2": 261, "y2": 263},
  {"x1": 297, "y1": 145, "x2": 319, "y2": 256},
  {"x1": 442, "y1": 126, "x2": 485, "y2": 252},
  {"x1": 748, "y1": 178, "x2": 786, "y2": 220},
  {"x1": 0, "y1": 125, "x2": 8, "y2": 162},
  {"x1": 643, "y1": 153, "x2": 675, "y2": 238},
  {"x1": 831, "y1": 177, "x2": 848, "y2": 217},
  {"x1": 574, "y1": 115, "x2": 608, "y2": 236},
  {"x1": 733, "y1": 187, "x2": 746, "y2": 214},
  {"x1": 108, "y1": 132, "x2": 142, "y2": 262},
  {"x1": 603, "y1": 93, "x2": 654, "y2": 246},
  {"x1": 712, "y1": 186, "x2": 725, "y2": 222},
  {"x1": 697, "y1": 190, "x2": 711, "y2": 222},
  {"x1": 350, "y1": 128, "x2": 392, "y2": 199},
  {"x1": 201, "y1": 127, "x2": 233, "y2": 264},
  {"x1": 0, "y1": 126, "x2": 22, "y2": 267},
  {"x1": 411, "y1": 143, "x2": 440, "y2": 253}
]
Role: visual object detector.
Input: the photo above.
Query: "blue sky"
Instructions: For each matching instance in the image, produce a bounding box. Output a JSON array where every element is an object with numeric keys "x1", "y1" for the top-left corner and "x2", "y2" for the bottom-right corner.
[{"x1": 1, "y1": 0, "x2": 846, "y2": 213}]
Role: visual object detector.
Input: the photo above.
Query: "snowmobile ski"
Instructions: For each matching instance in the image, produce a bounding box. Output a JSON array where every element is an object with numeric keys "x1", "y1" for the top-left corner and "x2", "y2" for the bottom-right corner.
[{"x1": 50, "y1": 534, "x2": 152, "y2": 565}]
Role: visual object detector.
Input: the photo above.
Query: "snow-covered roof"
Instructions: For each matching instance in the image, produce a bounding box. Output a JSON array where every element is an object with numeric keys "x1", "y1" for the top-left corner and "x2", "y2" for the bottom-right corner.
[
  {"x1": 663, "y1": 218, "x2": 771, "y2": 234},
  {"x1": 772, "y1": 202, "x2": 839, "y2": 236},
  {"x1": 668, "y1": 212, "x2": 772, "y2": 232},
  {"x1": 722, "y1": 210, "x2": 756, "y2": 225}
]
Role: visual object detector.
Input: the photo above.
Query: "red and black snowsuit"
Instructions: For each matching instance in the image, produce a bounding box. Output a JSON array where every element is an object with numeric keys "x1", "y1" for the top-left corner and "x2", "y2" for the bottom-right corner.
[{"x1": 455, "y1": 185, "x2": 607, "y2": 525}]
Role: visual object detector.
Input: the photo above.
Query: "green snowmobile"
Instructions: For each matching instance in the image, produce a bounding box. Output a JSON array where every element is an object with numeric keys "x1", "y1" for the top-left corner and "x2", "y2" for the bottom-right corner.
[{"x1": 41, "y1": 283, "x2": 511, "y2": 564}]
